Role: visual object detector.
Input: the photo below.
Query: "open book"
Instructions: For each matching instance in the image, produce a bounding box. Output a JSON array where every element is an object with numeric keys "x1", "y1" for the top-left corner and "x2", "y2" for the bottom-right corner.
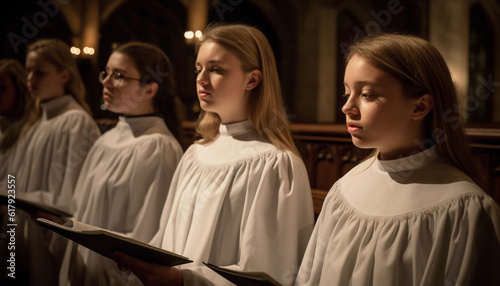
[
  {"x1": 0, "y1": 191, "x2": 72, "y2": 217},
  {"x1": 35, "y1": 218, "x2": 192, "y2": 267},
  {"x1": 203, "y1": 262, "x2": 283, "y2": 286}
]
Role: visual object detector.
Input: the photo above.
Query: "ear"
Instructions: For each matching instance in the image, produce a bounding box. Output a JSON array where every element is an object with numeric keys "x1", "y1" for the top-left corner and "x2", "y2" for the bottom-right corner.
[
  {"x1": 60, "y1": 70, "x2": 70, "y2": 85},
  {"x1": 245, "y1": 69, "x2": 262, "y2": 91},
  {"x1": 144, "y1": 82, "x2": 159, "y2": 100},
  {"x1": 411, "y1": 93, "x2": 433, "y2": 120}
]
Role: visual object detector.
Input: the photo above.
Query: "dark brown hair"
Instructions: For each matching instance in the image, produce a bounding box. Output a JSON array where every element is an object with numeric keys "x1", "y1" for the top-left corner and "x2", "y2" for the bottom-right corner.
[
  {"x1": 114, "y1": 42, "x2": 184, "y2": 144},
  {"x1": 346, "y1": 33, "x2": 488, "y2": 190},
  {"x1": 0, "y1": 59, "x2": 41, "y2": 153}
]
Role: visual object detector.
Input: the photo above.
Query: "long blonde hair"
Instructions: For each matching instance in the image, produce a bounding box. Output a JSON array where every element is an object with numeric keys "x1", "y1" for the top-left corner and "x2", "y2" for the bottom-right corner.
[
  {"x1": 27, "y1": 39, "x2": 91, "y2": 114},
  {"x1": 346, "y1": 33, "x2": 488, "y2": 190},
  {"x1": 0, "y1": 59, "x2": 41, "y2": 153},
  {"x1": 195, "y1": 23, "x2": 298, "y2": 155}
]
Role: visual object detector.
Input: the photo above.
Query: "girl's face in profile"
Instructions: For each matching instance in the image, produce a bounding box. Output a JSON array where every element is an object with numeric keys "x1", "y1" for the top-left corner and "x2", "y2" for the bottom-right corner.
[
  {"x1": 25, "y1": 51, "x2": 68, "y2": 101},
  {"x1": 101, "y1": 52, "x2": 150, "y2": 115},
  {"x1": 195, "y1": 40, "x2": 253, "y2": 124},
  {"x1": 342, "y1": 54, "x2": 422, "y2": 160}
]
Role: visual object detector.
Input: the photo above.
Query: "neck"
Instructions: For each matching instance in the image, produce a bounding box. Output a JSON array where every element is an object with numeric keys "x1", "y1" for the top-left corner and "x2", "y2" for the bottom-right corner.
[
  {"x1": 40, "y1": 94, "x2": 65, "y2": 103},
  {"x1": 121, "y1": 105, "x2": 155, "y2": 117},
  {"x1": 219, "y1": 113, "x2": 248, "y2": 125},
  {"x1": 122, "y1": 111, "x2": 162, "y2": 118}
]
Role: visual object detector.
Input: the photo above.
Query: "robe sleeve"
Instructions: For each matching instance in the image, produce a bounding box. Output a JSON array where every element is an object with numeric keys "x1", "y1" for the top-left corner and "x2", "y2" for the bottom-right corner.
[
  {"x1": 461, "y1": 195, "x2": 500, "y2": 286},
  {"x1": 183, "y1": 152, "x2": 315, "y2": 286},
  {"x1": 294, "y1": 182, "x2": 338, "y2": 286},
  {"x1": 295, "y1": 185, "x2": 500, "y2": 286},
  {"x1": 122, "y1": 136, "x2": 183, "y2": 242},
  {"x1": 23, "y1": 110, "x2": 100, "y2": 213}
]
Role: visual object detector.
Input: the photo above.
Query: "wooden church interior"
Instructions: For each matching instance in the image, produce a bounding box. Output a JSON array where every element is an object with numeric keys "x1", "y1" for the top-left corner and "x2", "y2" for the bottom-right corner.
[{"x1": 2, "y1": 0, "x2": 500, "y2": 216}]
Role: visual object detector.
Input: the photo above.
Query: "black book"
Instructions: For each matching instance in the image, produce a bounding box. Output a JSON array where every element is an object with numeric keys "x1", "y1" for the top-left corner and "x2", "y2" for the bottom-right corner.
[
  {"x1": 203, "y1": 262, "x2": 283, "y2": 286},
  {"x1": 35, "y1": 218, "x2": 192, "y2": 267},
  {"x1": 0, "y1": 191, "x2": 72, "y2": 217}
]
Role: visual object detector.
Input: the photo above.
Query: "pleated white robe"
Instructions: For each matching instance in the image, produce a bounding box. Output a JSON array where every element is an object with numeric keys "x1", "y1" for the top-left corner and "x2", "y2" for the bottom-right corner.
[
  {"x1": 59, "y1": 116, "x2": 183, "y2": 286},
  {"x1": 126, "y1": 120, "x2": 315, "y2": 286},
  {"x1": 295, "y1": 146, "x2": 500, "y2": 286},
  {"x1": 0, "y1": 95, "x2": 100, "y2": 285}
]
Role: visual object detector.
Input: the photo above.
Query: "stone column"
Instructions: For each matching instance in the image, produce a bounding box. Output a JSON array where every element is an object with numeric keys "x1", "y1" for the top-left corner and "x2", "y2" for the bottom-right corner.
[{"x1": 429, "y1": 0, "x2": 470, "y2": 116}]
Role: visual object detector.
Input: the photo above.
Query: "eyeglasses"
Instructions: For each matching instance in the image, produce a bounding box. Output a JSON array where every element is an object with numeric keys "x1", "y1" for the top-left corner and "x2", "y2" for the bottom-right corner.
[{"x1": 99, "y1": 71, "x2": 142, "y2": 86}]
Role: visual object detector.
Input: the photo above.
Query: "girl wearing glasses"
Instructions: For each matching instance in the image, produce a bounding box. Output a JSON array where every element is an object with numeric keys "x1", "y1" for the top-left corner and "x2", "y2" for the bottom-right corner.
[
  {"x1": 295, "y1": 34, "x2": 500, "y2": 286},
  {"x1": 2, "y1": 39, "x2": 100, "y2": 285},
  {"x1": 58, "y1": 42, "x2": 184, "y2": 285},
  {"x1": 112, "y1": 23, "x2": 315, "y2": 286}
]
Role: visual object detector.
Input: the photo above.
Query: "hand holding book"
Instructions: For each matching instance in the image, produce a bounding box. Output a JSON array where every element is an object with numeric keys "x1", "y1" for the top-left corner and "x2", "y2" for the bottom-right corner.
[
  {"x1": 111, "y1": 251, "x2": 184, "y2": 286},
  {"x1": 203, "y1": 262, "x2": 283, "y2": 286}
]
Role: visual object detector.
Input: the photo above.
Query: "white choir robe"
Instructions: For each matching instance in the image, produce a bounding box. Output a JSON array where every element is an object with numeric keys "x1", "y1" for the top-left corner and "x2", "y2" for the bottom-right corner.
[
  {"x1": 16, "y1": 95, "x2": 101, "y2": 207},
  {"x1": 0, "y1": 118, "x2": 21, "y2": 189},
  {"x1": 295, "y1": 146, "x2": 500, "y2": 286},
  {"x1": 59, "y1": 116, "x2": 183, "y2": 286},
  {"x1": 0, "y1": 117, "x2": 14, "y2": 182},
  {"x1": 125, "y1": 120, "x2": 315, "y2": 286},
  {"x1": 0, "y1": 95, "x2": 100, "y2": 285},
  {"x1": 0, "y1": 117, "x2": 28, "y2": 280}
]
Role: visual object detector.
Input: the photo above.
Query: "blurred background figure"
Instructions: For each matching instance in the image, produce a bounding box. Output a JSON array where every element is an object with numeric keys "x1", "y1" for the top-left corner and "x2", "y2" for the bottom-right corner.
[
  {"x1": 0, "y1": 58, "x2": 40, "y2": 285},
  {"x1": 59, "y1": 41, "x2": 184, "y2": 286},
  {"x1": 0, "y1": 58, "x2": 40, "y2": 180},
  {"x1": 3, "y1": 39, "x2": 100, "y2": 286}
]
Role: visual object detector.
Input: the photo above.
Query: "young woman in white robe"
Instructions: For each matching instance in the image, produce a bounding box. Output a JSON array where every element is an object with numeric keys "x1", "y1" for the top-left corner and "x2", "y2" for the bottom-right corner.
[
  {"x1": 0, "y1": 59, "x2": 41, "y2": 283},
  {"x1": 58, "y1": 42, "x2": 184, "y2": 286},
  {"x1": 20, "y1": 39, "x2": 100, "y2": 210},
  {"x1": 295, "y1": 34, "x2": 500, "y2": 286},
  {"x1": 112, "y1": 24, "x2": 315, "y2": 286},
  {"x1": 3, "y1": 39, "x2": 100, "y2": 286},
  {"x1": 0, "y1": 59, "x2": 40, "y2": 187}
]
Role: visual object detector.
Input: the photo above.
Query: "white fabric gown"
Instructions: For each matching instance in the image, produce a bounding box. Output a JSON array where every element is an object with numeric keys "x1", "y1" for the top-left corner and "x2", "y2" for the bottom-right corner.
[
  {"x1": 0, "y1": 95, "x2": 100, "y2": 285},
  {"x1": 295, "y1": 146, "x2": 500, "y2": 286},
  {"x1": 135, "y1": 120, "x2": 315, "y2": 286},
  {"x1": 0, "y1": 117, "x2": 14, "y2": 183},
  {"x1": 16, "y1": 95, "x2": 101, "y2": 208},
  {"x1": 59, "y1": 116, "x2": 183, "y2": 286}
]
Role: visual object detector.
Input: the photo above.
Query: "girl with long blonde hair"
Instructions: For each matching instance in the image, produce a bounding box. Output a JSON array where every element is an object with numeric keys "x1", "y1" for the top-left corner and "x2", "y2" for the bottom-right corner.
[
  {"x1": 6, "y1": 38, "x2": 100, "y2": 285},
  {"x1": 112, "y1": 24, "x2": 314, "y2": 286}
]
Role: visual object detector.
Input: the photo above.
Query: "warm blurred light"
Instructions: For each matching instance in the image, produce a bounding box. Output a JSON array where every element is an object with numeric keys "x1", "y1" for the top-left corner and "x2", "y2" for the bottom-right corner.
[
  {"x1": 184, "y1": 31, "x2": 194, "y2": 39},
  {"x1": 83, "y1": 47, "x2": 95, "y2": 55},
  {"x1": 195, "y1": 30, "x2": 202, "y2": 39},
  {"x1": 70, "y1": 47, "x2": 81, "y2": 55}
]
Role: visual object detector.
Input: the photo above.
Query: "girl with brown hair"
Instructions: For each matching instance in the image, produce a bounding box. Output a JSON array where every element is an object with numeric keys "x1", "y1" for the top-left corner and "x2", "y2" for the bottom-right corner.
[
  {"x1": 296, "y1": 33, "x2": 500, "y2": 286},
  {"x1": 59, "y1": 41, "x2": 184, "y2": 285}
]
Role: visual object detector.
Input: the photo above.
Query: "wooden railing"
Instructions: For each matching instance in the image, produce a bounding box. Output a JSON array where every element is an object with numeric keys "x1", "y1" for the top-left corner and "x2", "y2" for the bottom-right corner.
[
  {"x1": 98, "y1": 119, "x2": 500, "y2": 217},
  {"x1": 290, "y1": 124, "x2": 500, "y2": 217}
]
